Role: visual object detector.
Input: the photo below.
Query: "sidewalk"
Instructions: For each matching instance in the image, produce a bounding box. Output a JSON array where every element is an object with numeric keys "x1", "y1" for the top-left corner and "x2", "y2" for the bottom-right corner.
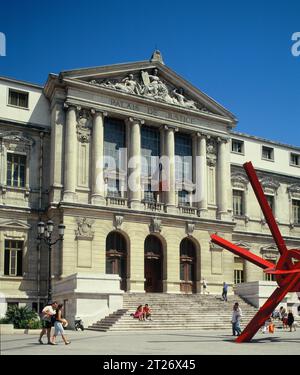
[{"x1": 1, "y1": 329, "x2": 299, "y2": 355}]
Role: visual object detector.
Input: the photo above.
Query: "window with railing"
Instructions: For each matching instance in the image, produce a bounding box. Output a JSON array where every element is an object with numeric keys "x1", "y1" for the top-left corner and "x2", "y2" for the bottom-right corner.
[{"x1": 178, "y1": 190, "x2": 190, "y2": 206}]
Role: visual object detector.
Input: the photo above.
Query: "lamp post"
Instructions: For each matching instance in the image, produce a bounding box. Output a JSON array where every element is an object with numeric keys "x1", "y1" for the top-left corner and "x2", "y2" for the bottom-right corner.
[{"x1": 37, "y1": 220, "x2": 65, "y2": 303}]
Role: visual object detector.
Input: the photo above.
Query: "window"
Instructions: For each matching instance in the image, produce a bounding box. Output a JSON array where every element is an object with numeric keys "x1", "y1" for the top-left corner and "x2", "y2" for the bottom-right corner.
[
  {"x1": 234, "y1": 257, "x2": 244, "y2": 284},
  {"x1": 231, "y1": 139, "x2": 244, "y2": 154},
  {"x1": 7, "y1": 302, "x2": 19, "y2": 309},
  {"x1": 107, "y1": 178, "x2": 121, "y2": 198},
  {"x1": 144, "y1": 183, "x2": 155, "y2": 202},
  {"x1": 8, "y1": 89, "x2": 29, "y2": 108},
  {"x1": 7, "y1": 153, "x2": 26, "y2": 188},
  {"x1": 292, "y1": 200, "x2": 300, "y2": 224},
  {"x1": 4, "y1": 240, "x2": 23, "y2": 276},
  {"x1": 178, "y1": 190, "x2": 190, "y2": 206},
  {"x1": 104, "y1": 118, "x2": 125, "y2": 171},
  {"x1": 141, "y1": 126, "x2": 160, "y2": 177},
  {"x1": 266, "y1": 195, "x2": 275, "y2": 214},
  {"x1": 262, "y1": 146, "x2": 274, "y2": 161},
  {"x1": 264, "y1": 273, "x2": 276, "y2": 282},
  {"x1": 233, "y1": 190, "x2": 244, "y2": 216},
  {"x1": 175, "y1": 133, "x2": 192, "y2": 184},
  {"x1": 290, "y1": 153, "x2": 300, "y2": 167}
]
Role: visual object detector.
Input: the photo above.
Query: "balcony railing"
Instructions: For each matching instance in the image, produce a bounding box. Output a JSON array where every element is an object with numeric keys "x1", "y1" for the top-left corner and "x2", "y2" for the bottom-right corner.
[
  {"x1": 178, "y1": 205, "x2": 198, "y2": 215},
  {"x1": 106, "y1": 196, "x2": 127, "y2": 207},
  {"x1": 143, "y1": 200, "x2": 165, "y2": 212}
]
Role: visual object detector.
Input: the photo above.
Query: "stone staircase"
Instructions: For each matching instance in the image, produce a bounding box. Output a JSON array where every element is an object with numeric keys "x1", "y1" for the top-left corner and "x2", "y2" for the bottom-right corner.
[{"x1": 88, "y1": 293, "x2": 257, "y2": 332}]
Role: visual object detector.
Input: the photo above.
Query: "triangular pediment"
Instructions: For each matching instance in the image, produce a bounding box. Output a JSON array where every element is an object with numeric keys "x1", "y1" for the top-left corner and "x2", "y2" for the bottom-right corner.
[
  {"x1": 0, "y1": 220, "x2": 31, "y2": 230},
  {"x1": 57, "y1": 59, "x2": 237, "y2": 123}
]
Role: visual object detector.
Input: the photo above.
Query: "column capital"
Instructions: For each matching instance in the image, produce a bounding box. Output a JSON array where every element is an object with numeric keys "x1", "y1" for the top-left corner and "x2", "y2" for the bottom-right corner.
[
  {"x1": 217, "y1": 136, "x2": 229, "y2": 144},
  {"x1": 63, "y1": 102, "x2": 78, "y2": 111},
  {"x1": 90, "y1": 108, "x2": 108, "y2": 117},
  {"x1": 127, "y1": 117, "x2": 145, "y2": 126},
  {"x1": 163, "y1": 124, "x2": 178, "y2": 132},
  {"x1": 193, "y1": 132, "x2": 210, "y2": 140}
]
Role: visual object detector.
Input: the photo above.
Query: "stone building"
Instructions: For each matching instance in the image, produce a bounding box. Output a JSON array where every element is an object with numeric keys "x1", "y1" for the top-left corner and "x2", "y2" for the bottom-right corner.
[{"x1": 0, "y1": 52, "x2": 299, "y2": 324}]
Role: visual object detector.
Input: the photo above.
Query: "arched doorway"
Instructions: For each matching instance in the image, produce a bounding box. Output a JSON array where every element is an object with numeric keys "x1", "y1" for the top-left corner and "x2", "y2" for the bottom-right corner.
[
  {"x1": 180, "y1": 238, "x2": 196, "y2": 293},
  {"x1": 106, "y1": 231, "x2": 127, "y2": 291},
  {"x1": 144, "y1": 235, "x2": 163, "y2": 292}
]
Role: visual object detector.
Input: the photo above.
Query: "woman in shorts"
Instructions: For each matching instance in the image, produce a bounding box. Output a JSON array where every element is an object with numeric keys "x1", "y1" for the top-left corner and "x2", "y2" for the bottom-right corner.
[{"x1": 51, "y1": 304, "x2": 71, "y2": 345}]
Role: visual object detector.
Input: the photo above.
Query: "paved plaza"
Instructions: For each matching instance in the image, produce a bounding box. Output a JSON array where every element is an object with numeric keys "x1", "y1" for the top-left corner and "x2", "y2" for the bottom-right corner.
[{"x1": 1, "y1": 329, "x2": 299, "y2": 355}]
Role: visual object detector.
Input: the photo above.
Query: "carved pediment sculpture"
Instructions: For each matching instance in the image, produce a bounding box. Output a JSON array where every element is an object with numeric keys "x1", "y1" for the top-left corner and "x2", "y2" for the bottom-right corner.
[
  {"x1": 89, "y1": 69, "x2": 211, "y2": 113},
  {"x1": 231, "y1": 173, "x2": 249, "y2": 189},
  {"x1": 287, "y1": 183, "x2": 300, "y2": 200},
  {"x1": 0, "y1": 131, "x2": 35, "y2": 153},
  {"x1": 259, "y1": 176, "x2": 280, "y2": 194},
  {"x1": 75, "y1": 217, "x2": 94, "y2": 239}
]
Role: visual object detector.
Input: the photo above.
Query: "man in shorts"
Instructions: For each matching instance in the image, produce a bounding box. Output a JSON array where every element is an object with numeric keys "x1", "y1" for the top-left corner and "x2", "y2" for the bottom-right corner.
[{"x1": 38, "y1": 301, "x2": 58, "y2": 344}]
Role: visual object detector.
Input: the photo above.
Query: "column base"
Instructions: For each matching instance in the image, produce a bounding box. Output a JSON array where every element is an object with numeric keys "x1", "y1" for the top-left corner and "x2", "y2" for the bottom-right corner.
[
  {"x1": 163, "y1": 280, "x2": 181, "y2": 293},
  {"x1": 198, "y1": 208, "x2": 209, "y2": 218},
  {"x1": 165, "y1": 205, "x2": 178, "y2": 214},
  {"x1": 127, "y1": 278, "x2": 145, "y2": 293},
  {"x1": 217, "y1": 211, "x2": 231, "y2": 221},
  {"x1": 63, "y1": 191, "x2": 76, "y2": 202},
  {"x1": 91, "y1": 194, "x2": 106, "y2": 206},
  {"x1": 129, "y1": 200, "x2": 143, "y2": 210}
]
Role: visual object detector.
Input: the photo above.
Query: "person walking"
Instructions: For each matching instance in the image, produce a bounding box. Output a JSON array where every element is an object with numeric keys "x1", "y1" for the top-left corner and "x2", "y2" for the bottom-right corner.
[
  {"x1": 232, "y1": 302, "x2": 242, "y2": 336},
  {"x1": 222, "y1": 282, "x2": 228, "y2": 302},
  {"x1": 38, "y1": 301, "x2": 58, "y2": 345},
  {"x1": 287, "y1": 310, "x2": 296, "y2": 332},
  {"x1": 51, "y1": 304, "x2": 71, "y2": 345},
  {"x1": 202, "y1": 278, "x2": 209, "y2": 294}
]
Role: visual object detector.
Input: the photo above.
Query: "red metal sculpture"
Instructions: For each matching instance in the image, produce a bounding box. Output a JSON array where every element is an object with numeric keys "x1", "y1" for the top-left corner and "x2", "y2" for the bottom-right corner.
[{"x1": 211, "y1": 161, "x2": 300, "y2": 343}]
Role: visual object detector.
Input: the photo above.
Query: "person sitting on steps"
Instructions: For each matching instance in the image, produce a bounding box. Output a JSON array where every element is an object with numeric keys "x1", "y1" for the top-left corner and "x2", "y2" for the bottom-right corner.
[
  {"x1": 143, "y1": 304, "x2": 152, "y2": 321},
  {"x1": 130, "y1": 305, "x2": 144, "y2": 321}
]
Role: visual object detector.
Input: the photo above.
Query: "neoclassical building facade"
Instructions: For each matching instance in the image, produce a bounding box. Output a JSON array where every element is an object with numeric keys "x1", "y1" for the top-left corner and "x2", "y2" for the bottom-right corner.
[{"x1": 0, "y1": 52, "x2": 299, "y2": 319}]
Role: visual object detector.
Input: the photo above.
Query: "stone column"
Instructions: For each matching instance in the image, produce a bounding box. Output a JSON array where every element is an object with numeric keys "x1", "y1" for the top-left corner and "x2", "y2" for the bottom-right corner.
[
  {"x1": 164, "y1": 125, "x2": 177, "y2": 214},
  {"x1": 63, "y1": 104, "x2": 77, "y2": 202},
  {"x1": 91, "y1": 109, "x2": 107, "y2": 205},
  {"x1": 194, "y1": 133, "x2": 208, "y2": 215},
  {"x1": 127, "y1": 117, "x2": 144, "y2": 210},
  {"x1": 217, "y1": 137, "x2": 229, "y2": 219}
]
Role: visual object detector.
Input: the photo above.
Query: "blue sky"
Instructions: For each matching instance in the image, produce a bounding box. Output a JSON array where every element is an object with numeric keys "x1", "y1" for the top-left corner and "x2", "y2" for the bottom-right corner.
[{"x1": 1, "y1": 0, "x2": 299, "y2": 146}]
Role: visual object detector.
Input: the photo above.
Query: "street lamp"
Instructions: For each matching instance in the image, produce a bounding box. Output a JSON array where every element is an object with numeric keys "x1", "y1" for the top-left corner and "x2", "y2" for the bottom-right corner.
[{"x1": 38, "y1": 220, "x2": 65, "y2": 303}]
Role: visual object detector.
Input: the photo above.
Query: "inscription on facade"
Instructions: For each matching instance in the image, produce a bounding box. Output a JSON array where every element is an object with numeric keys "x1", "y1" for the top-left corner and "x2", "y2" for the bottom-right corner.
[{"x1": 110, "y1": 98, "x2": 197, "y2": 125}]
